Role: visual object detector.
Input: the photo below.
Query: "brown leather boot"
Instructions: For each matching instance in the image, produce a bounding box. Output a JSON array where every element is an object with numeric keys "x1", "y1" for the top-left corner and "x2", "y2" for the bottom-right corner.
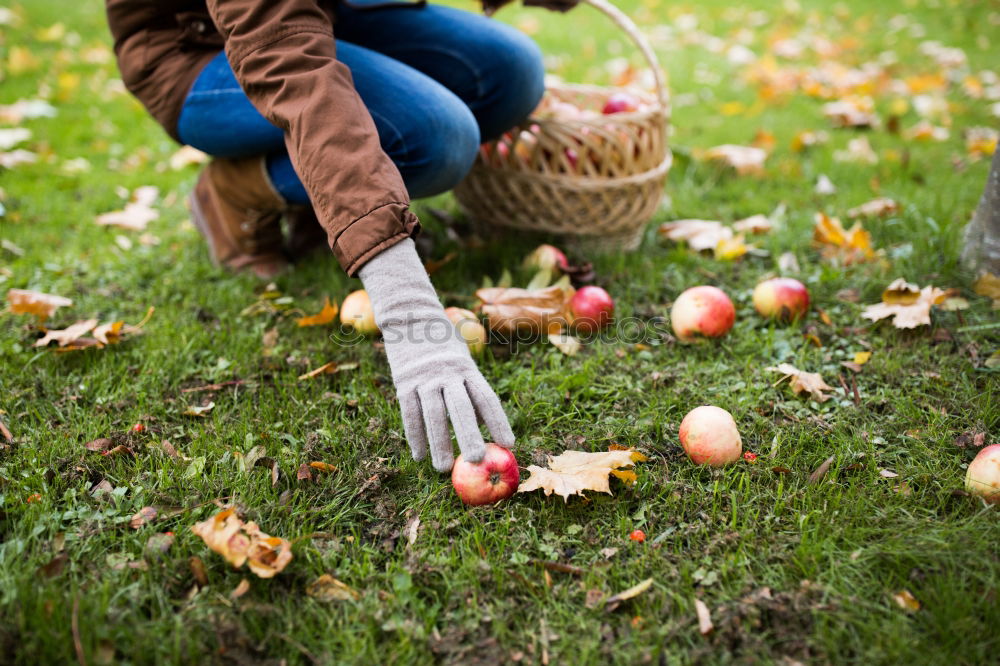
[
  {"x1": 189, "y1": 156, "x2": 289, "y2": 279},
  {"x1": 286, "y1": 204, "x2": 330, "y2": 261}
]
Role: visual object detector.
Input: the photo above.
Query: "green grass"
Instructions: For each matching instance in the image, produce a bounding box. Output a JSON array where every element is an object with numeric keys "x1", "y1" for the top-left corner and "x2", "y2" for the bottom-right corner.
[{"x1": 2, "y1": 0, "x2": 998, "y2": 663}]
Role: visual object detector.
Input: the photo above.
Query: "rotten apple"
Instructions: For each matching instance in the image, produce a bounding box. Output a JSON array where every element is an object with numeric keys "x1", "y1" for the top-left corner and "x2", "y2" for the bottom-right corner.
[
  {"x1": 445, "y1": 307, "x2": 487, "y2": 356},
  {"x1": 753, "y1": 278, "x2": 810, "y2": 322},
  {"x1": 340, "y1": 289, "x2": 379, "y2": 335},
  {"x1": 966, "y1": 444, "x2": 1000, "y2": 504},
  {"x1": 452, "y1": 443, "x2": 519, "y2": 505},
  {"x1": 670, "y1": 286, "x2": 735, "y2": 342},
  {"x1": 570, "y1": 285, "x2": 614, "y2": 334},
  {"x1": 678, "y1": 405, "x2": 743, "y2": 466}
]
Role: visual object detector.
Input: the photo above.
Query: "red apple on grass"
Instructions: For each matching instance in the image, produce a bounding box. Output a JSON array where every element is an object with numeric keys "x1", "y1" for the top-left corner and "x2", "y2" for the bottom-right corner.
[
  {"x1": 570, "y1": 285, "x2": 614, "y2": 334},
  {"x1": 452, "y1": 443, "x2": 519, "y2": 506},
  {"x1": 678, "y1": 406, "x2": 743, "y2": 466},
  {"x1": 966, "y1": 444, "x2": 1000, "y2": 504},
  {"x1": 602, "y1": 92, "x2": 641, "y2": 114},
  {"x1": 753, "y1": 278, "x2": 810, "y2": 322},
  {"x1": 670, "y1": 286, "x2": 735, "y2": 342},
  {"x1": 444, "y1": 307, "x2": 487, "y2": 356},
  {"x1": 340, "y1": 289, "x2": 379, "y2": 335}
]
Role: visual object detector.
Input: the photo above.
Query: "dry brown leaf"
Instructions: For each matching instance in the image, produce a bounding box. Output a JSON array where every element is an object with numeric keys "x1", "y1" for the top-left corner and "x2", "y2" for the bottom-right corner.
[
  {"x1": 517, "y1": 449, "x2": 647, "y2": 502},
  {"x1": 35, "y1": 318, "x2": 98, "y2": 348},
  {"x1": 703, "y1": 144, "x2": 766, "y2": 174},
  {"x1": 823, "y1": 97, "x2": 878, "y2": 128},
  {"x1": 605, "y1": 578, "x2": 653, "y2": 610},
  {"x1": 296, "y1": 463, "x2": 313, "y2": 482},
  {"x1": 7, "y1": 289, "x2": 73, "y2": 321},
  {"x1": 732, "y1": 214, "x2": 773, "y2": 234},
  {"x1": 694, "y1": 598, "x2": 714, "y2": 635},
  {"x1": 183, "y1": 402, "x2": 215, "y2": 417},
  {"x1": 862, "y1": 280, "x2": 948, "y2": 329},
  {"x1": 658, "y1": 220, "x2": 732, "y2": 252},
  {"x1": 230, "y1": 578, "x2": 251, "y2": 600},
  {"x1": 296, "y1": 298, "x2": 339, "y2": 327},
  {"x1": 549, "y1": 333, "x2": 581, "y2": 356},
  {"x1": 190, "y1": 508, "x2": 292, "y2": 579},
  {"x1": 973, "y1": 273, "x2": 1000, "y2": 308},
  {"x1": 307, "y1": 574, "x2": 361, "y2": 602},
  {"x1": 298, "y1": 361, "x2": 359, "y2": 380},
  {"x1": 476, "y1": 285, "x2": 573, "y2": 335},
  {"x1": 879, "y1": 469, "x2": 899, "y2": 478},
  {"x1": 130, "y1": 506, "x2": 157, "y2": 529},
  {"x1": 809, "y1": 455, "x2": 836, "y2": 484},
  {"x1": 848, "y1": 198, "x2": 899, "y2": 219},
  {"x1": 767, "y1": 363, "x2": 835, "y2": 402},
  {"x1": 169, "y1": 145, "x2": 209, "y2": 170},
  {"x1": 85, "y1": 438, "x2": 114, "y2": 452},
  {"x1": 93, "y1": 321, "x2": 124, "y2": 345},
  {"x1": 892, "y1": 589, "x2": 920, "y2": 612},
  {"x1": 96, "y1": 186, "x2": 159, "y2": 231},
  {"x1": 813, "y1": 212, "x2": 876, "y2": 264}
]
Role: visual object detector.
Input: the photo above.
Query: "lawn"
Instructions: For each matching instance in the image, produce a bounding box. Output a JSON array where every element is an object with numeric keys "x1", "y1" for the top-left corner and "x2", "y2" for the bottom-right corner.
[{"x1": 1, "y1": 0, "x2": 998, "y2": 663}]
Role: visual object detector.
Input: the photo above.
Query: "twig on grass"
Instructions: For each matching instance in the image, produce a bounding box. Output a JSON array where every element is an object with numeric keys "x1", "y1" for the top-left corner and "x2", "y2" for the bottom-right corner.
[{"x1": 72, "y1": 596, "x2": 86, "y2": 666}]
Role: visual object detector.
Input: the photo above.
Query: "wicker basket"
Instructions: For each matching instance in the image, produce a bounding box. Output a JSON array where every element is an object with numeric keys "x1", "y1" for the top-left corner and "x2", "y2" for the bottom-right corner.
[{"x1": 454, "y1": 0, "x2": 671, "y2": 252}]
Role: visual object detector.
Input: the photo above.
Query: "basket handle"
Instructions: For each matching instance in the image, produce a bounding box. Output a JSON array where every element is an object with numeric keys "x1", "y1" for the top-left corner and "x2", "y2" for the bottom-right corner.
[{"x1": 580, "y1": 0, "x2": 669, "y2": 110}]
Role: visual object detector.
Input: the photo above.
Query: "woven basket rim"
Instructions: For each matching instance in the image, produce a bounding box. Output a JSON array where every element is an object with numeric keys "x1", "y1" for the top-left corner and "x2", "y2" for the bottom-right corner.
[{"x1": 467, "y1": 150, "x2": 672, "y2": 191}]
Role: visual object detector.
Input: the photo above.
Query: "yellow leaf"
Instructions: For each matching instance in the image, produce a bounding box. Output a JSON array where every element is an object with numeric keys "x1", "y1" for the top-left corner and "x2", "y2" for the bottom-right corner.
[
  {"x1": 190, "y1": 508, "x2": 292, "y2": 578},
  {"x1": 715, "y1": 234, "x2": 749, "y2": 261},
  {"x1": 298, "y1": 361, "x2": 359, "y2": 380},
  {"x1": 813, "y1": 213, "x2": 876, "y2": 264},
  {"x1": 7, "y1": 288, "x2": 73, "y2": 321},
  {"x1": 606, "y1": 578, "x2": 654, "y2": 607},
  {"x1": 307, "y1": 574, "x2": 360, "y2": 602},
  {"x1": 93, "y1": 321, "x2": 124, "y2": 345},
  {"x1": 767, "y1": 363, "x2": 835, "y2": 402},
  {"x1": 517, "y1": 449, "x2": 646, "y2": 502},
  {"x1": 853, "y1": 351, "x2": 872, "y2": 365},
  {"x1": 892, "y1": 589, "x2": 920, "y2": 612},
  {"x1": 308, "y1": 461, "x2": 336, "y2": 472},
  {"x1": 296, "y1": 298, "x2": 339, "y2": 327},
  {"x1": 973, "y1": 273, "x2": 1000, "y2": 303}
]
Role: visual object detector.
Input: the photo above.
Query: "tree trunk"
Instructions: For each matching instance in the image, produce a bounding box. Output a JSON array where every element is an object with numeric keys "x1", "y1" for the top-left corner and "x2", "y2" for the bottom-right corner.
[{"x1": 962, "y1": 148, "x2": 1000, "y2": 276}]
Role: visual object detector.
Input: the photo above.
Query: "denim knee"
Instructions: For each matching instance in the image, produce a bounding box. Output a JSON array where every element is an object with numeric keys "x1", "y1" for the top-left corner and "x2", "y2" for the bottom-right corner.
[
  {"x1": 396, "y1": 101, "x2": 480, "y2": 199},
  {"x1": 474, "y1": 28, "x2": 546, "y2": 141}
]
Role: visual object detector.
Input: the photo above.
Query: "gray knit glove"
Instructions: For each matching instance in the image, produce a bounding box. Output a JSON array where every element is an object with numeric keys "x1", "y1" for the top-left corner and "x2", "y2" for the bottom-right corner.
[{"x1": 358, "y1": 238, "x2": 515, "y2": 471}]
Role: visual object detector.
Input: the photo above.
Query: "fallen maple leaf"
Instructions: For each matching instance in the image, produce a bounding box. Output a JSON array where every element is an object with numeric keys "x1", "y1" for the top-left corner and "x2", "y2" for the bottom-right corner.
[
  {"x1": 96, "y1": 186, "x2": 159, "y2": 231},
  {"x1": 190, "y1": 508, "x2": 292, "y2": 579},
  {"x1": 767, "y1": 363, "x2": 835, "y2": 402},
  {"x1": 306, "y1": 574, "x2": 360, "y2": 602},
  {"x1": 965, "y1": 127, "x2": 998, "y2": 161},
  {"x1": 476, "y1": 285, "x2": 573, "y2": 336},
  {"x1": 183, "y1": 402, "x2": 215, "y2": 417},
  {"x1": 848, "y1": 198, "x2": 899, "y2": 219},
  {"x1": 703, "y1": 144, "x2": 767, "y2": 175},
  {"x1": 7, "y1": 289, "x2": 73, "y2": 321},
  {"x1": 823, "y1": 96, "x2": 878, "y2": 128},
  {"x1": 296, "y1": 298, "x2": 339, "y2": 327},
  {"x1": 35, "y1": 318, "x2": 98, "y2": 348},
  {"x1": 658, "y1": 219, "x2": 732, "y2": 252},
  {"x1": 517, "y1": 449, "x2": 647, "y2": 502},
  {"x1": 833, "y1": 137, "x2": 878, "y2": 164},
  {"x1": 731, "y1": 214, "x2": 773, "y2": 234},
  {"x1": 715, "y1": 234, "x2": 750, "y2": 261},
  {"x1": 862, "y1": 278, "x2": 948, "y2": 329},
  {"x1": 813, "y1": 212, "x2": 876, "y2": 264},
  {"x1": 130, "y1": 506, "x2": 158, "y2": 529},
  {"x1": 168, "y1": 145, "x2": 209, "y2": 170}
]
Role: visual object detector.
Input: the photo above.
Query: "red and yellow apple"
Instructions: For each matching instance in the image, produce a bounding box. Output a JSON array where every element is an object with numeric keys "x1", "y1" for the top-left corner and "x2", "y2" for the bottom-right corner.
[
  {"x1": 602, "y1": 92, "x2": 641, "y2": 115},
  {"x1": 340, "y1": 289, "x2": 379, "y2": 335},
  {"x1": 678, "y1": 406, "x2": 743, "y2": 466},
  {"x1": 570, "y1": 285, "x2": 614, "y2": 334},
  {"x1": 966, "y1": 444, "x2": 1000, "y2": 504},
  {"x1": 445, "y1": 307, "x2": 487, "y2": 356},
  {"x1": 752, "y1": 278, "x2": 810, "y2": 322},
  {"x1": 452, "y1": 443, "x2": 519, "y2": 506},
  {"x1": 523, "y1": 244, "x2": 569, "y2": 274},
  {"x1": 670, "y1": 286, "x2": 735, "y2": 342}
]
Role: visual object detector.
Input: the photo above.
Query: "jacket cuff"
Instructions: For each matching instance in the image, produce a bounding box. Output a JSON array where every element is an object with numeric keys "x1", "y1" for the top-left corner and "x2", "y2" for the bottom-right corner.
[{"x1": 333, "y1": 202, "x2": 421, "y2": 276}]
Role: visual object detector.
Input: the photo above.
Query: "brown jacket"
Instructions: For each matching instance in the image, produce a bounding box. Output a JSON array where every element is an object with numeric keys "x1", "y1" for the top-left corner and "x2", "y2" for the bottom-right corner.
[{"x1": 105, "y1": 0, "x2": 419, "y2": 275}]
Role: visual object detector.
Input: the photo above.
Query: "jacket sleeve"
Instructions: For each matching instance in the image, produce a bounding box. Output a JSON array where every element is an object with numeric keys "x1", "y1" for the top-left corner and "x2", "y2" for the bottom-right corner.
[{"x1": 205, "y1": 0, "x2": 419, "y2": 275}]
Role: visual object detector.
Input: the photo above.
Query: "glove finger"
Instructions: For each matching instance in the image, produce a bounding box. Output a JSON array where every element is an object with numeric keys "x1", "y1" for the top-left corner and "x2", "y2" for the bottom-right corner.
[
  {"x1": 465, "y1": 376, "x2": 515, "y2": 448},
  {"x1": 398, "y1": 390, "x2": 428, "y2": 462},
  {"x1": 443, "y1": 383, "x2": 486, "y2": 463},
  {"x1": 418, "y1": 386, "x2": 454, "y2": 472}
]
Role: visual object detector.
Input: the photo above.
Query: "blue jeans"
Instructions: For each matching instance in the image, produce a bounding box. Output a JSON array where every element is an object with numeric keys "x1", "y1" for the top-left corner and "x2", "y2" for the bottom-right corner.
[{"x1": 176, "y1": 3, "x2": 545, "y2": 202}]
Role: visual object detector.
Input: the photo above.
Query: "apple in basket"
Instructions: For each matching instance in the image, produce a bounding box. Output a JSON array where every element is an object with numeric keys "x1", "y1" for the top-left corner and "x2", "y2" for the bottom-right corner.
[{"x1": 602, "y1": 92, "x2": 641, "y2": 115}]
